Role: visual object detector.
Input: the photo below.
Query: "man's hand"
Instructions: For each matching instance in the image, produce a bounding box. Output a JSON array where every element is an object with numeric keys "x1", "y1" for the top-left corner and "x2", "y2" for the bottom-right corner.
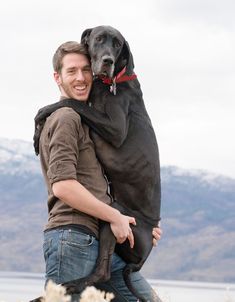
[
  {"x1": 110, "y1": 212, "x2": 136, "y2": 248},
  {"x1": 152, "y1": 226, "x2": 162, "y2": 247}
]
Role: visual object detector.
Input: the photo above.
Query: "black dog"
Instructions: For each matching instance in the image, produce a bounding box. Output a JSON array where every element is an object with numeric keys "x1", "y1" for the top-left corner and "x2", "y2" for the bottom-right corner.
[{"x1": 33, "y1": 26, "x2": 161, "y2": 302}]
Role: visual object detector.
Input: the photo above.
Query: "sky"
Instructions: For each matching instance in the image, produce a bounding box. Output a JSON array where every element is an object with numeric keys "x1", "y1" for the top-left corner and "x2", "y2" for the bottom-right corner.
[{"x1": 0, "y1": 0, "x2": 234, "y2": 178}]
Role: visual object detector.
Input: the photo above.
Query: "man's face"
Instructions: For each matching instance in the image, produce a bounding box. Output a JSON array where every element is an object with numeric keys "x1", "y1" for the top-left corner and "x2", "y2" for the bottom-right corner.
[{"x1": 54, "y1": 53, "x2": 93, "y2": 101}]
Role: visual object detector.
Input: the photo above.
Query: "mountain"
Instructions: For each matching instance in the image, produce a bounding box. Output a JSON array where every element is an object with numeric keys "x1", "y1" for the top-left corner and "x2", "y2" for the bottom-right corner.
[
  {"x1": 0, "y1": 138, "x2": 235, "y2": 283},
  {"x1": 142, "y1": 166, "x2": 235, "y2": 283}
]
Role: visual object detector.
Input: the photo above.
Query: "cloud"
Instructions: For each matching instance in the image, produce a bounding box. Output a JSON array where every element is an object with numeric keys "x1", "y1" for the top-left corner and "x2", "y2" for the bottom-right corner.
[
  {"x1": 0, "y1": 0, "x2": 234, "y2": 177},
  {"x1": 155, "y1": 0, "x2": 235, "y2": 29}
]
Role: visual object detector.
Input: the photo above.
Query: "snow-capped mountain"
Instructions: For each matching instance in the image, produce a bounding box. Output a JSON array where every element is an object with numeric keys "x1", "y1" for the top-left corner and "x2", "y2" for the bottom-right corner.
[
  {"x1": 161, "y1": 165, "x2": 235, "y2": 192},
  {"x1": 0, "y1": 137, "x2": 40, "y2": 175},
  {"x1": 1, "y1": 137, "x2": 235, "y2": 283},
  {"x1": 0, "y1": 137, "x2": 33, "y2": 156},
  {"x1": 1, "y1": 137, "x2": 234, "y2": 186}
]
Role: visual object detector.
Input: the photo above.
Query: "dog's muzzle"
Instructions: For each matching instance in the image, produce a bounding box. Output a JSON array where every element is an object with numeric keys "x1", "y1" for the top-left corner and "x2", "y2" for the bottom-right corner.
[{"x1": 102, "y1": 55, "x2": 114, "y2": 66}]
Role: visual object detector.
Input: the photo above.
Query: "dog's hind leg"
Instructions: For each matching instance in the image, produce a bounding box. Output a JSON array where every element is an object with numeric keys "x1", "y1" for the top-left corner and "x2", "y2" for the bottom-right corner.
[
  {"x1": 123, "y1": 263, "x2": 163, "y2": 302},
  {"x1": 122, "y1": 263, "x2": 147, "y2": 302}
]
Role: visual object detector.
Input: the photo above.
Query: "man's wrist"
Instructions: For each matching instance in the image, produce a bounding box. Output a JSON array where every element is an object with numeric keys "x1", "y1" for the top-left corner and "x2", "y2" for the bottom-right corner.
[{"x1": 108, "y1": 208, "x2": 121, "y2": 224}]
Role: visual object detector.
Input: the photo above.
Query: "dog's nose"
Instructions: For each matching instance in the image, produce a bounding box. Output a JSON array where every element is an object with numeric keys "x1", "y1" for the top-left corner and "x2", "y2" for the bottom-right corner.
[{"x1": 102, "y1": 56, "x2": 114, "y2": 65}]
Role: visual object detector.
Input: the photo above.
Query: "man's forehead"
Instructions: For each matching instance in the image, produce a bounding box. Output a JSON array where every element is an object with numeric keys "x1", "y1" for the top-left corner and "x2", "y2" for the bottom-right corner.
[{"x1": 62, "y1": 53, "x2": 91, "y2": 68}]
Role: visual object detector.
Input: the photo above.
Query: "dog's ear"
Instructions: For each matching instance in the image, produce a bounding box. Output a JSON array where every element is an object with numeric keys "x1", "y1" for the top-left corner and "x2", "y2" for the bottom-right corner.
[
  {"x1": 121, "y1": 40, "x2": 135, "y2": 75},
  {"x1": 81, "y1": 28, "x2": 93, "y2": 45}
]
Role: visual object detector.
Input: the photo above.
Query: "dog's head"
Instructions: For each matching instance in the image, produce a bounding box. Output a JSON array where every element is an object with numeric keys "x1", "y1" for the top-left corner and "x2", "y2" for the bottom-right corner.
[{"x1": 81, "y1": 26, "x2": 134, "y2": 78}]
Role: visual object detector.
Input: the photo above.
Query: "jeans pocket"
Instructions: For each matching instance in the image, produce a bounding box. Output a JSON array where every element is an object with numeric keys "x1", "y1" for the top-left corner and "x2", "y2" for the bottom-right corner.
[
  {"x1": 61, "y1": 230, "x2": 96, "y2": 261},
  {"x1": 59, "y1": 231, "x2": 98, "y2": 281},
  {"x1": 62, "y1": 230, "x2": 95, "y2": 248}
]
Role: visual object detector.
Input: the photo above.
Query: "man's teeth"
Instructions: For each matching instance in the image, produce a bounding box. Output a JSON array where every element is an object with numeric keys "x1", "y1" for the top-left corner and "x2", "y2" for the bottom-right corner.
[{"x1": 75, "y1": 85, "x2": 86, "y2": 91}]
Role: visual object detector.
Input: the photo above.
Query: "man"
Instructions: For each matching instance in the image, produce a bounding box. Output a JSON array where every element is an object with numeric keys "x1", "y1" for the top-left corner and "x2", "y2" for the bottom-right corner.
[{"x1": 38, "y1": 41, "x2": 162, "y2": 301}]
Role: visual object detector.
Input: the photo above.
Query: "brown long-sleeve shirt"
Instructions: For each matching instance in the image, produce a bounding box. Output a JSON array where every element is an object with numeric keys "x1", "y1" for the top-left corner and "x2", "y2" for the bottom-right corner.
[{"x1": 39, "y1": 106, "x2": 111, "y2": 237}]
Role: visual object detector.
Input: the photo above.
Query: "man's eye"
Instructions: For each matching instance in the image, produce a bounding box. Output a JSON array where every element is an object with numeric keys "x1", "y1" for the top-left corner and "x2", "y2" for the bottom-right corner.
[{"x1": 83, "y1": 67, "x2": 92, "y2": 72}]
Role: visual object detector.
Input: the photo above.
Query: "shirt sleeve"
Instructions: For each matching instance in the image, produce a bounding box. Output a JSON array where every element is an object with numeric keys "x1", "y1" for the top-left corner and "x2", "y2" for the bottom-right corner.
[{"x1": 47, "y1": 109, "x2": 82, "y2": 185}]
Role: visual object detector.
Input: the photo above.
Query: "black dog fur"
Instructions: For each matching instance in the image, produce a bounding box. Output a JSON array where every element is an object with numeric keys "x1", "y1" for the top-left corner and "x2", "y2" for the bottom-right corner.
[{"x1": 32, "y1": 26, "x2": 161, "y2": 302}]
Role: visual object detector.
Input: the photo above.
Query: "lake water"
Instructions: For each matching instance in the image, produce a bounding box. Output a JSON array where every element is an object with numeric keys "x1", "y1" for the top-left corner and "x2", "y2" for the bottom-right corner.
[{"x1": 0, "y1": 271, "x2": 235, "y2": 302}]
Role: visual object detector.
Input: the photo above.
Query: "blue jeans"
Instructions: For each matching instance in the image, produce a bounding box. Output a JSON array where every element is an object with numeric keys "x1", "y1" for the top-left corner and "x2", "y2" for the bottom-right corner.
[{"x1": 43, "y1": 227, "x2": 161, "y2": 302}]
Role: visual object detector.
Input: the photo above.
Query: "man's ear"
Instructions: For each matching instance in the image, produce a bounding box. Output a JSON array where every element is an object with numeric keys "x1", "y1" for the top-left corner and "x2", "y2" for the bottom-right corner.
[
  {"x1": 81, "y1": 28, "x2": 93, "y2": 45},
  {"x1": 54, "y1": 72, "x2": 61, "y2": 85}
]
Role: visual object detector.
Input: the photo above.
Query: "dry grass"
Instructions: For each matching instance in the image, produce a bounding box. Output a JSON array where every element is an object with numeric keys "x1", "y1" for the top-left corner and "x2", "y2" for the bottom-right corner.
[
  {"x1": 40, "y1": 280, "x2": 114, "y2": 302},
  {"x1": 1, "y1": 281, "x2": 234, "y2": 302}
]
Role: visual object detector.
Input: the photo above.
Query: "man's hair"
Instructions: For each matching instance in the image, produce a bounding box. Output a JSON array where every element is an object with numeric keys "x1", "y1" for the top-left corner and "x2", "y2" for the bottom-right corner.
[{"x1": 53, "y1": 41, "x2": 90, "y2": 73}]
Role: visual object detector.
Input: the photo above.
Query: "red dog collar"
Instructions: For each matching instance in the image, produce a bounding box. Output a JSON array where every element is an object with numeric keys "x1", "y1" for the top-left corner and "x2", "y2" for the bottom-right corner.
[
  {"x1": 100, "y1": 66, "x2": 137, "y2": 84},
  {"x1": 99, "y1": 66, "x2": 137, "y2": 95}
]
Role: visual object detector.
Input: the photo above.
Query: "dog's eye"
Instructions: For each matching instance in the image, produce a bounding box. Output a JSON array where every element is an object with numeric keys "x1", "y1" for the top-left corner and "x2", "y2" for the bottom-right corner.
[
  {"x1": 96, "y1": 36, "x2": 103, "y2": 42},
  {"x1": 113, "y1": 39, "x2": 122, "y2": 48}
]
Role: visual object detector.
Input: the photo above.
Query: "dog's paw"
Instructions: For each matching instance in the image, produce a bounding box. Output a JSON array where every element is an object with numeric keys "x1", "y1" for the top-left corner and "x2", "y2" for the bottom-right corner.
[{"x1": 62, "y1": 278, "x2": 87, "y2": 294}]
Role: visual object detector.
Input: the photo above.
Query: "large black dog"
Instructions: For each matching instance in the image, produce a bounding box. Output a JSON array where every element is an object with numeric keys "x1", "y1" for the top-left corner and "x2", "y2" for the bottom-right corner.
[{"x1": 33, "y1": 26, "x2": 161, "y2": 301}]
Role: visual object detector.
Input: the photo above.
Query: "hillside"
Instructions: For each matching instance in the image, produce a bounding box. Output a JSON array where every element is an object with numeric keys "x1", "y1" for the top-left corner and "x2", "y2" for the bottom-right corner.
[
  {"x1": 142, "y1": 166, "x2": 235, "y2": 282},
  {"x1": 0, "y1": 138, "x2": 235, "y2": 282}
]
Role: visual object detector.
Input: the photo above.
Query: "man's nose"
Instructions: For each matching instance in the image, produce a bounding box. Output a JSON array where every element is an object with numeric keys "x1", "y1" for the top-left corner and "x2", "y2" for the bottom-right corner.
[{"x1": 76, "y1": 70, "x2": 85, "y2": 81}]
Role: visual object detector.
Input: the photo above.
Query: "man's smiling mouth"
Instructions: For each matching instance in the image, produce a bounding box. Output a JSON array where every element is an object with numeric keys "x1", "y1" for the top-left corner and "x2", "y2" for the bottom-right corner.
[{"x1": 74, "y1": 85, "x2": 87, "y2": 91}]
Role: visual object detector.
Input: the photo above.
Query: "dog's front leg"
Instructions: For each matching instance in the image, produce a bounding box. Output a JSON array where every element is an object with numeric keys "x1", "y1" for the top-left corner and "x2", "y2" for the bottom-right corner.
[
  {"x1": 68, "y1": 98, "x2": 130, "y2": 147},
  {"x1": 35, "y1": 97, "x2": 130, "y2": 148}
]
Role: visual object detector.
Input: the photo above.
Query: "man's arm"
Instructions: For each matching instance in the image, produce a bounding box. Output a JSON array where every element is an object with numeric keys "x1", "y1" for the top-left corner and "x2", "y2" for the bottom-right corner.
[{"x1": 52, "y1": 179, "x2": 136, "y2": 247}]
